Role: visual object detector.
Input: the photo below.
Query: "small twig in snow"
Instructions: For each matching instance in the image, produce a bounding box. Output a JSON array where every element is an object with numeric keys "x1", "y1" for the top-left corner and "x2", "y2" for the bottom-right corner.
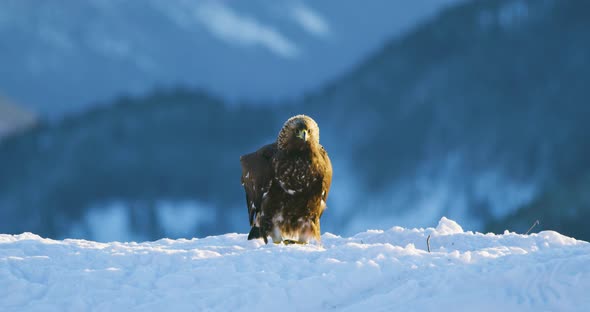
[
  {"x1": 426, "y1": 234, "x2": 431, "y2": 253},
  {"x1": 525, "y1": 220, "x2": 540, "y2": 235}
]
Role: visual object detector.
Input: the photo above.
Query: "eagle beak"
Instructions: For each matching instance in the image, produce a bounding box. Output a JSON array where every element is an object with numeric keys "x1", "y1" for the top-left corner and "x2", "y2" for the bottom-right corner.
[{"x1": 297, "y1": 129, "x2": 309, "y2": 141}]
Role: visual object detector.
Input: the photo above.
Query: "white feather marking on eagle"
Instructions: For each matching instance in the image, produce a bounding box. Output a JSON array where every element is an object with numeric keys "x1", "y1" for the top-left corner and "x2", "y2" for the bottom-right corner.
[
  {"x1": 273, "y1": 213, "x2": 284, "y2": 223},
  {"x1": 279, "y1": 181, "x2": 297, "y2": 195}
]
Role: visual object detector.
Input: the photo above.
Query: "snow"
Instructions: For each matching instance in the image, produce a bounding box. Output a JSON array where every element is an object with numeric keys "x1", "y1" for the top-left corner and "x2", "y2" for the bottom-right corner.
[
  {"x1": 433, "y1": 216, "x2": 463, "y2": 235},
  {"x1": 195, "y1": 1, "x2": 300, "y2": 58},
  {"x1": 155, "y1": 200, "x2": 215, "y2": 238},
  {"x1": 343, "y1": 152, "x2": 542, "y2": 236},
  {"x1": 67, "y1": 200, "x2": 216, "y2": 242},
  {"x1": 1, "y1": 218, "x2": 588, "y2": 311},
  {"x1": 290, "y1": 3, "x2": 331, "y2": 37}
]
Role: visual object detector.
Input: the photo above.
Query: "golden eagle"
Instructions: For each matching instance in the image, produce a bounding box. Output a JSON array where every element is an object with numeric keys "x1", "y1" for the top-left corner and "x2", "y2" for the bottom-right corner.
[{"x1": 240, "y1": 115, "x2": 332, "y2": 244}]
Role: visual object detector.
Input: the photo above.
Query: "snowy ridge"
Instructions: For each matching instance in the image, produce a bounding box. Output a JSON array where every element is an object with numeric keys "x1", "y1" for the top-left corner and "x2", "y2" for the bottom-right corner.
[{"x1": 1, "y1": 218, "x2": 588, "y2": 311}]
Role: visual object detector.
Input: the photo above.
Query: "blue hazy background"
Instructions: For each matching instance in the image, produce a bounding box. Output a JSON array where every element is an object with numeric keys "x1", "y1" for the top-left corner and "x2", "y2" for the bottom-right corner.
[{"x1": 1, "y1": 0, "x2": 589, "y2": 242}]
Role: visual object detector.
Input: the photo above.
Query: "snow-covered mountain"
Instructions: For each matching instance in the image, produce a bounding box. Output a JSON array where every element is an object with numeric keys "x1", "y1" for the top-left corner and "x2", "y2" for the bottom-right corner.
[
  {"x1": 0, "y1": 0, "x2": 461, "y2": 117},
  {"x1": 287, "y1": 0, "x2": 590, "y2": 236},
  {"x1": 0, "y1": 218, "x2": 588, "y2": 311},
  {"x1": 0, "y1": 0, "x2": 589, "y2": 243}
]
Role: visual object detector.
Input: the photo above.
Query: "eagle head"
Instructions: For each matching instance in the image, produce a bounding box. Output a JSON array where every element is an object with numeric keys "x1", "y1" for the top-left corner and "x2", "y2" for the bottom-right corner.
[{"x1": 277, "y1": 115, "x2": 320, "y2": 151}]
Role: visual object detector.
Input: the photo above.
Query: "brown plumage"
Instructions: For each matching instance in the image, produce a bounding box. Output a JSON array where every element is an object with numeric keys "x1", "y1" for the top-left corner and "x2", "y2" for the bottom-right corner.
[{"x1": 240, "y1": 115, "x2": 332, "y2": 244}]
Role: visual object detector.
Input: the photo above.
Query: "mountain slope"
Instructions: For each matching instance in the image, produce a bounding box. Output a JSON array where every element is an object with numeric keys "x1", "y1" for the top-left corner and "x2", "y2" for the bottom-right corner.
[
  {"x1": 0, "y1": 0, "x2": 460, "y2": 117},
  {"x1": 0, "y1": 0, "x2": 589, "y2": 241},
  {"x1": 0, "y1": 218, "x2": 588, "y2": 311},
  {"x1": 487, "y1": 171, "x2": 590, "y2": 240},
  {"x1": 0, "y1": 96, "x2": 37, "y2": 140},
  {"x1": 297, "y1": 0, "x2": 590, "y2": 234},
  {"x1": 0, "y1": 89, "x2": 283, "y2": 240}
]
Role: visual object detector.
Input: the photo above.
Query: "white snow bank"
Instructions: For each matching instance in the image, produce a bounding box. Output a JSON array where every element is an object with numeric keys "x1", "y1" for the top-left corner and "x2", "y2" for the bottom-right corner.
[{"x1": 1, "y1": 218, "x2": 589, "y2": 311}]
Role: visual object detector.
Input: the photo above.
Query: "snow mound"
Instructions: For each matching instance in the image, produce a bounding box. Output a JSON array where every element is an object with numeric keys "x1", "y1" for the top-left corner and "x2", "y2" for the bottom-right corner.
[
  {"x1": 434, "y1": 216, "x2": 463, "y2": 234},
  {"x1": 1, "y1": 218, "x2": 588, "y2": 311}
]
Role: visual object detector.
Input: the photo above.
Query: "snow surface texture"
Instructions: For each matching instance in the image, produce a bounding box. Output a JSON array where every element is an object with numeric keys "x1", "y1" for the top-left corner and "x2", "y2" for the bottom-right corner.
[{"x1": 1, "y1": 218, "x2": 588, "y2": 311}]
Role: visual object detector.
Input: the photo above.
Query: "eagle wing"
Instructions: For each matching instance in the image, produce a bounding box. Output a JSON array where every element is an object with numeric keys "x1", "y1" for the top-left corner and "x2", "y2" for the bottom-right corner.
[
  {"x1": 319, "y1": 145, "x2": 332, "y2": 214},
  {"x1": 240, "y1": 143, "x2": 277, "y2": 227}
]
